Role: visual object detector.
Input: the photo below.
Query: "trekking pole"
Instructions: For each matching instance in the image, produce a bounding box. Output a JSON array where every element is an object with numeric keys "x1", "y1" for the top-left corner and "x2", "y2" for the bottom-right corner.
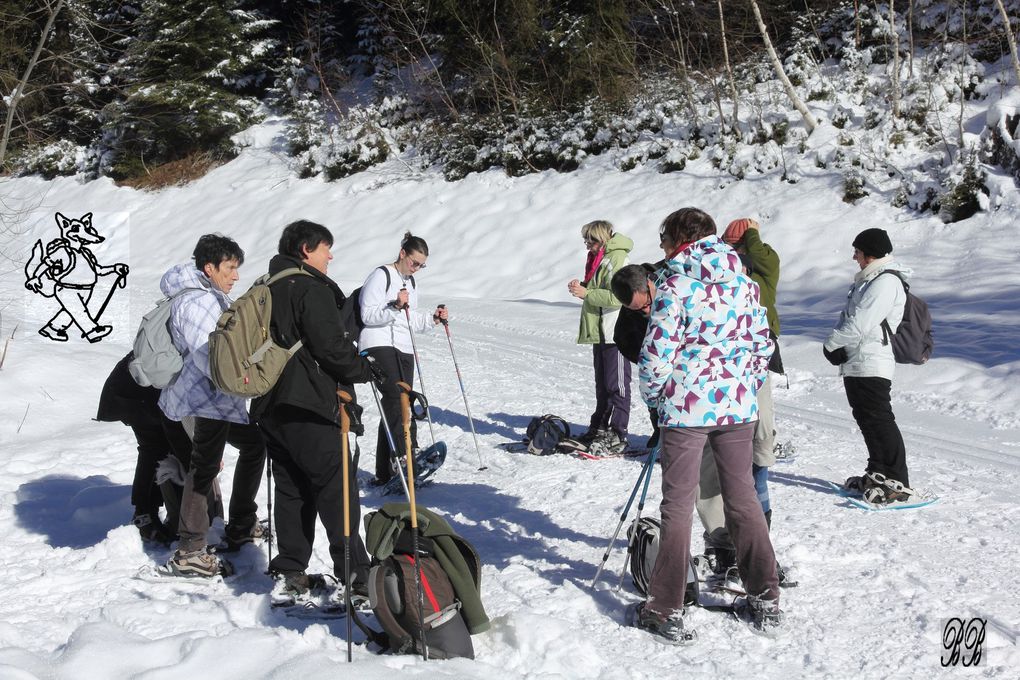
[
  {"x1": 94, "y1": 269, "x2": 127, "y2": 322},
  {"x1": 614, "y1": 447, "x2": 660, "y2": 590},
  {"x1": 337, "y1": 389, "x2": 355, "y2": 663},
  {"x1": 589, "y1": 447, "x2": 659, "y2": 588},
  {"x1": 402, "y1": 300, "x2": 437, "y2": 447},
  {"x1": 436, "y1": 304, "x2": 486, "y2": 471},
  {"x1": 368, "y1": 381, "x2": 411, "y2": 500},
  {"x1": 398, "y1": 381, "x2": 429, "y2": 661},
  {"x1": 264, "y1": 457, "x2": 273, "y2": 574}
]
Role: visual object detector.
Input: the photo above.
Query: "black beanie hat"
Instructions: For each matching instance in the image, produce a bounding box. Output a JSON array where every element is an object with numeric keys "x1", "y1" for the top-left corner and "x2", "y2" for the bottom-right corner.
[{"x1": 852, "y1": 228, "x2": 892, "y2": 258}]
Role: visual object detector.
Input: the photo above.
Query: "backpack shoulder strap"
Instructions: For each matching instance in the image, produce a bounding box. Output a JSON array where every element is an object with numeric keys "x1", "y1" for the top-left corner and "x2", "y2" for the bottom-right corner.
[
  {"x1": 876, "y1": 270, "x2": 908, "y2": 346},
  {"x1": 262, "y1": 267, "x2": 313, "y2": 287}
]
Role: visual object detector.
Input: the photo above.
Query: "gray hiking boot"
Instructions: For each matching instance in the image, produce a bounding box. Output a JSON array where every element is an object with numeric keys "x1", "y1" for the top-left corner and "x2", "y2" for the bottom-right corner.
[
  {"x1": 164, "y1": 548, "x2": 227, "y2": 578},
  {"x1": 219, "y1": 520, "x2": 269, "y2": 552},
  {"x1": 587, "y1": 430, "x2": 628, "y2": 457},
  {"x1": 271, "y1": 571, "x2": 337, "y2": 607},
  {"x1": 734, "y1": 594, "x2": 783, "y2": 632},
  {"x1": 862, "y1": 472, "x2": 915, "y2": 504},
  {"x1": 629, "y1": 602, "x2": 697, "y2": 645}
]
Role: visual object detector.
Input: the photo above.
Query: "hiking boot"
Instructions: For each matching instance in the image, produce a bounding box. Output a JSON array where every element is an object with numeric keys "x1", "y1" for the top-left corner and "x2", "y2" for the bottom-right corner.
[
  {"x1": 706, "y1": 545, "x2": 737, "y2": 576},
  {"x1": 576, "y1": 428, "x2": 606, "y2": 447},
  {"x1": 862, "y1": 472, "x2": 915, "y2": 504},
  {"x1": 164, "y1": 548, "x2": 227, "y2": 578},
  {"x1": 271, "y1": 571, "x2": 337, "y2": 607},
  {"x1": 629, "y1": 602, "x2": 697, "y2": 645},
  {"x1": 219, "y1": 520, "x2": 269, "y2": 552},
  {"x1": 38, "y1": 325, "x2": 68, "y2": 342},
  {"x1": 734, "y1": 594, "x2": 783, "y2": 632},
  {"x1": 844, "y1": 475, "x2": 868, "y2": 493},
  {"x1": 587, "y1": 430, "x2": 628, "y2": 457},
  {"x1": 84, "y1": 325, "x2": 112, "y2": 343},
  {"x1": 133, "y1": 513, "x2": 174, "y2": 545}
]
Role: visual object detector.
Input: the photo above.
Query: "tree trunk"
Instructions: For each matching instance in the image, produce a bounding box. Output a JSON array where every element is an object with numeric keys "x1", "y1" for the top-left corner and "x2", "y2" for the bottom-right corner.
[
  {"x1": 748, "y1": 0, "x2": 817, "y2": 133},
  {"x1": 890, "y1": 0, "x2": 900, "y2": 119},
  {"x1": 718, "y1": 0, "x2": 739, "y2": 127},
  {"x1": 995, "y1": 0, "x2": 1020, "y2": 87},
  {"x1": 0, "y1": 0, "x2": 66, "y2": 169}
]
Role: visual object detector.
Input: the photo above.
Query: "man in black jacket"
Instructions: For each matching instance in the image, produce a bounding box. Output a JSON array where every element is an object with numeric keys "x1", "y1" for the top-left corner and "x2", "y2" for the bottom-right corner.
[{"x1": 251, "y1": 220, "x2": 380, "y2": 600}]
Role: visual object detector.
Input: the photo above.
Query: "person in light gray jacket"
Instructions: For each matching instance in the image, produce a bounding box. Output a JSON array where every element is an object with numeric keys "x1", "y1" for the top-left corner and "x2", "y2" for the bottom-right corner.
[
  {"x1": 159, "y1": 234, "x2": 266, "y2": 577},
  {"x1": 823, "y1": 228, "x2": 913, "y2": 504}
]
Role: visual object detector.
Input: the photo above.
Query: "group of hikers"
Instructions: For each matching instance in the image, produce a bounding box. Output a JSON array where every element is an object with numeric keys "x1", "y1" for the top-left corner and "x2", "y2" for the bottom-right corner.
[
  {"x1": 97, "y1": 223, "x2": 445, "y2": 606},
  {"x1": 569, "y1": 207, "x2": 916, "y2": 642},
  {"x1": 94, "y1": 208, "x2": 917, "y2": 646}
]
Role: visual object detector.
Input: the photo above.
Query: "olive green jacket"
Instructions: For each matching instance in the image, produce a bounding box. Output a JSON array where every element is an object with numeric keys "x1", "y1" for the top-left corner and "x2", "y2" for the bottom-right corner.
[
  {"x1": 364, "y1": 503, "x2": 490, "y2": 635},
  {"x1": 742, "y1": 229, "x2": 781, "y2": 336},
  {"x1": 577, "y1": 232, "x2": 633, "y2": 344}
]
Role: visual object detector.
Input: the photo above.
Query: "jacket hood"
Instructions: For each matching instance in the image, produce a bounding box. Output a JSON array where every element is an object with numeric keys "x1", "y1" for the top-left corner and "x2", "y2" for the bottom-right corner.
[
  {"x1": 160, "y1": 263, "x2": 214, "y2": 297},
  {"x1": 664, "y1": 235, "x2": 741, "y2": 284},
  {"x1": 604, "y1": 232, "x2": 634, "y2": 255}
]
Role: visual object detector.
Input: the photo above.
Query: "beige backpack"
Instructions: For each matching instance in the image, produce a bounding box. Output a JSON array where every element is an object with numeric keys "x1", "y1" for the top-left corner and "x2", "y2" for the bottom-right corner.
[{"x1": 208, "y1": 267, "x2": 311, "y2": 397}]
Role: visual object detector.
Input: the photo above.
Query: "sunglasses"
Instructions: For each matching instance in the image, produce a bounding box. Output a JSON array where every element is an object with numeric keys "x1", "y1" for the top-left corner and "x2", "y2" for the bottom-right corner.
[
  {"x1": 583, "y1": 237, "x2": 600, "y2": 245},
  {"x1": 408, "y1": 258, "x2": 427, "y2": 270}
]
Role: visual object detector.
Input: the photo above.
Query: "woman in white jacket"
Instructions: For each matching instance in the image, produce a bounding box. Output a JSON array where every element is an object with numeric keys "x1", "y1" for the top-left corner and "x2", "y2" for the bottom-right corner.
[
  {"x1": 823, "y1": 228, "x2": 912, "y2": 504},
  {"x1": 358, "y1": 232, "x2": 447, "y2": 484}
]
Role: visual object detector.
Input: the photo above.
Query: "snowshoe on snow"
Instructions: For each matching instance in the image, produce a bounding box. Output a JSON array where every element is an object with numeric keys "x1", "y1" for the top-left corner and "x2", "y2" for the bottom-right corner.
[{"x1": 381, "y1": 442, "x2": 447, "y2": 496}]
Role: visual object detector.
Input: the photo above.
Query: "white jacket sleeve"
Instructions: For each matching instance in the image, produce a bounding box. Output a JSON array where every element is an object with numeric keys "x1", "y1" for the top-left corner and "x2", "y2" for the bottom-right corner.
[
  {"x1": 824, "y1": 275, "x2": 897, "y2": 351},
  {"x1": 359, "y1": 267, "x2": 402, "y2": 328}
]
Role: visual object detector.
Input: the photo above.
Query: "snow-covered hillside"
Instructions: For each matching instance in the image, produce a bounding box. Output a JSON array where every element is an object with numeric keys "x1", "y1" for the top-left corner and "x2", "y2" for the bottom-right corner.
[{"x1": 0, "y1": 117, "x2": 1018, "y2": 678}]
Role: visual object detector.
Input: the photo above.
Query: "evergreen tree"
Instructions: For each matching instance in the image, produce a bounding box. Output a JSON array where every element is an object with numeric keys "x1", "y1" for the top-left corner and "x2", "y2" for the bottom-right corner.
[{"x1": 102, "y1": 0, "x2": 277, "y2": 178}]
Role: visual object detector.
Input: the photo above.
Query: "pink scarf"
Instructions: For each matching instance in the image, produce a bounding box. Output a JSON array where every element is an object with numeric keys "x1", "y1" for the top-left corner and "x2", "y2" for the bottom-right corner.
[{"x1": 583, "y1": 248, "x2": 605, "y2": 285}]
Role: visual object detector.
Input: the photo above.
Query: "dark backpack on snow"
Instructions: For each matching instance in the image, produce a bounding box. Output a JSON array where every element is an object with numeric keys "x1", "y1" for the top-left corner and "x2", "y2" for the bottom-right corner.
[
  {"x1": 627, "y1": 516, "x2": 698, "y2": 606},
  {"x1": 878, "y1": 270, "x2": 934, "y2": 365},
  {"x1": 525, "y1": 414, "x2": 570, "y2": 455}
]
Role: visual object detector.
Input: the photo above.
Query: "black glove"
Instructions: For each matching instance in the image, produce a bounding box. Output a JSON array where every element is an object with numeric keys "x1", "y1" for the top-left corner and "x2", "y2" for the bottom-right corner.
[
  {"x1": 365, "y1": 355, "x2": 388, "y2": 386},
  {"x1": 346, "y1": 401, "x2": 365, "y2": 437},
  {"x1": 823, "y1": 346, "x2": 849, "y2": 366}
]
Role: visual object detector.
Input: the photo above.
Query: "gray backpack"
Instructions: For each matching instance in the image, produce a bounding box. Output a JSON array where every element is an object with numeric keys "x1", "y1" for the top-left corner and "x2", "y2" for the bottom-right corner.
[{"x1": 128, "y1": 288, "x2": 202, "y2": 388}]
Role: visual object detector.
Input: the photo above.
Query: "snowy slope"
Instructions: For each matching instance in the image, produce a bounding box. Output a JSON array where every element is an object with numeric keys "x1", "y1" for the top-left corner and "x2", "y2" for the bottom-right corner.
[{"x1": 0, "y1": 119, "x2": 1018, "y2": 678}]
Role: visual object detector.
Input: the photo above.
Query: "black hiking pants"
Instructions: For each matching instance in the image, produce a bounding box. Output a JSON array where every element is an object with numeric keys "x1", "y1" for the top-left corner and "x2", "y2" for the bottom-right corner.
[
  {"x1": 844, "y1": 376, "x2": 909, "y2": 486},
  {"x1": 364, "y1": 346, "x2": 417, "y2": 483},
  {"x1": 259, "y1": 405, "x2": 371, "y2": 585}
]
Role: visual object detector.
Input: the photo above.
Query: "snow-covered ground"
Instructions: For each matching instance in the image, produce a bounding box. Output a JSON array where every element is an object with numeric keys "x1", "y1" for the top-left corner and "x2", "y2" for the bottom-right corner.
[{"x1": 1, "y1": 118, "x2": 1018, "y2": 678}]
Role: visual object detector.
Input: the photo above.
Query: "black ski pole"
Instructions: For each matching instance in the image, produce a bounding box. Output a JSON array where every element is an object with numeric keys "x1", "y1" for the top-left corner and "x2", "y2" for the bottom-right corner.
[
  {"x1": 264, "y1": 456, "x2": 273, "y2": 574},
  {"x1": 399, "y1": 381, "x2": 429, "y2": 661},
  {"x1": 436, "y1": 304, "x2": 486, "y2": 470},
  {"x1": 338, "y1": 389, "x2": 355, "y2": 662},
  {"x1": 590, "y1": 447, "x2": 659, "y2": 588}
]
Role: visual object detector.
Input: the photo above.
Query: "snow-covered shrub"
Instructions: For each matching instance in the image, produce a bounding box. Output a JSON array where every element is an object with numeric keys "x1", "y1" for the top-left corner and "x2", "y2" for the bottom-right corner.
[
  {"x1": 843, "y1": 169, "x2": 869, "y2": 202},
  {"x1": 938, "y1": 150, "x2": 986, "y2": 223},
  {"x1": 11, "y1": 141, "x2": 89, "y2": 179}
]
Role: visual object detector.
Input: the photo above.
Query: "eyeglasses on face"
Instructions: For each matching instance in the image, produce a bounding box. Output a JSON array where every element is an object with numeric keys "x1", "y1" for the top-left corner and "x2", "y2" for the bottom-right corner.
[
  {"x1": 408, "y1": 258, "x2": 427, "y2": 270},
  {"x1": 583, "y1": 237, "x2": 600, "y2": 245}
]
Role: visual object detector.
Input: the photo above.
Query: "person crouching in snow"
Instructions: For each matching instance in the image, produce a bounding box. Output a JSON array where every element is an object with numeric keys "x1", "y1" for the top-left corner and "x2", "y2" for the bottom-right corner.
[
  {"x1": 631, "y1": 207, "x2": 779, "y2": 643},
  {"x1": 566, "y1": 220, "x2": 633, "y2": 456}
]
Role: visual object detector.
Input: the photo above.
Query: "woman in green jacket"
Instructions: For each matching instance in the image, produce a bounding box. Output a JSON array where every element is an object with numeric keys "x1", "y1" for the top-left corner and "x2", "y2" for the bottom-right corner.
[{"x1": 567, "y1": 220, "x2": 633, "y2": 456}]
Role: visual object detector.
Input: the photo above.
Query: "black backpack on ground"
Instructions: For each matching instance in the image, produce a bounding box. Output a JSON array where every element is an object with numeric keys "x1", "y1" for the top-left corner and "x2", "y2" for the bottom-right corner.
[
  {"x1": 525, "y1": 414, "x2": 570, "y2": 455},
  {"x1": 346, "y1": 266, "x2": 416, "y2": 337},
  {"x1": 627, "y1": 516, "x2": 698, "y2": 606},
  {"x1": 878, "y1": 270, "x2": 934, "y2": 365}
]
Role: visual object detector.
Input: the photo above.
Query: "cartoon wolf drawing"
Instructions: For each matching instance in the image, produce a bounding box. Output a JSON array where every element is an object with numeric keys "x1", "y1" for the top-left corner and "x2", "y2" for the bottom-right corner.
[{"x1": 24, "y1": 212, "x2": 129, "y2": 343}]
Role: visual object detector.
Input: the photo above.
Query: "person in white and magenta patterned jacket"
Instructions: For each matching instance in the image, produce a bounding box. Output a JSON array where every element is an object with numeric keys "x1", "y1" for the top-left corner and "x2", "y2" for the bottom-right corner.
[{"x1": 629, "y1": 207, "x2": 780, "y2": 643}]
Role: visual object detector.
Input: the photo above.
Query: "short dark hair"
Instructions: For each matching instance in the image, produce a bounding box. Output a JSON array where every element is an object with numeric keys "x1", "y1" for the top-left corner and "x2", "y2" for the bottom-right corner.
[
  {"x1": 401, "y1": 230, "x2": 429, "y2": 257},
  {"x1": 611, "y1": 264, "x2": 652, "y2": 305},
  {"x1": 193, "y1": 234, "x2": 244, "y2": 270},
  {"x1": 660, "y1": 207, "x2": 716, "y2": 246},
  {"x1": 279, "y1": 220, "x2": 334, "y2": 259}
]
